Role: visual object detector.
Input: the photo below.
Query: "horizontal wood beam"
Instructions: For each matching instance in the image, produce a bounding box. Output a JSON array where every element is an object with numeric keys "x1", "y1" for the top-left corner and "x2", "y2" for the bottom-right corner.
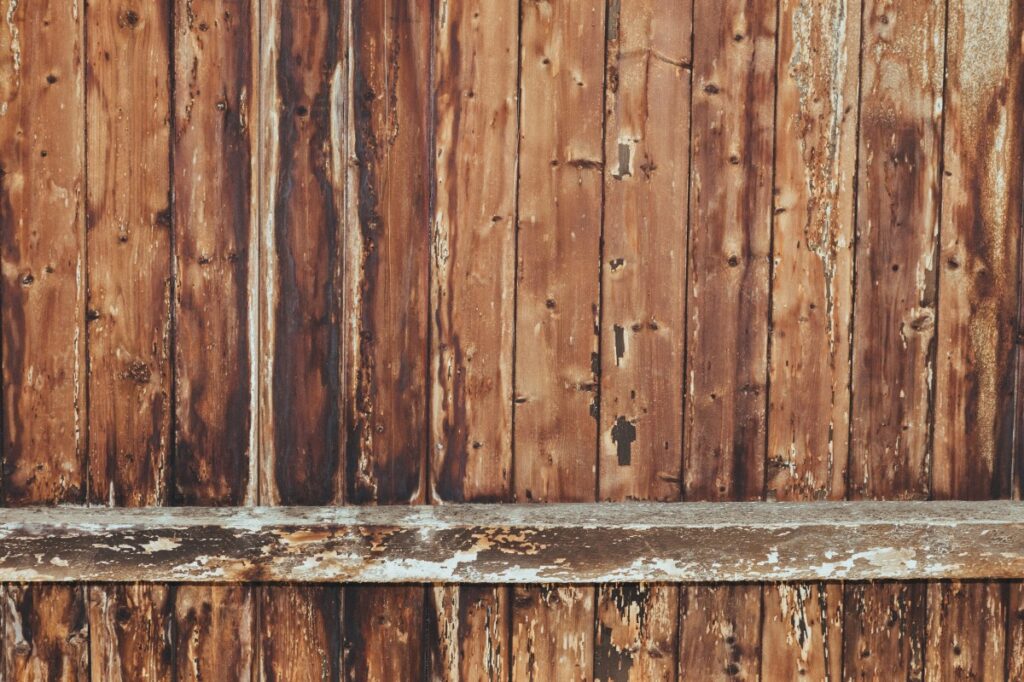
[{"x1": 0, "y1": 501, "x2": 1021, "y2": 583}]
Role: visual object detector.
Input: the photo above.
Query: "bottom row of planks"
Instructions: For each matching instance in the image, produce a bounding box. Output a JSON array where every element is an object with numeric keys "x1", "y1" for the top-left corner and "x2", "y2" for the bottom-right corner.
[{"x1": 3, "y1": 581, "x2": 1022, "y2": 680}]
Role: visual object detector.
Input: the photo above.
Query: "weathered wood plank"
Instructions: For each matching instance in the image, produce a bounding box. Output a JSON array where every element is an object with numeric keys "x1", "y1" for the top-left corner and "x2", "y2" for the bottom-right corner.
[
  {"x1": 681, "y1": 0, "x2": 776, "y2": 676},
  {"x1": 88, "y1": 584, "x2": 174, "y2": 682},
  {"x1": 0, "y1": 1, "x2": 89, "y2": 678},
  {"x1": 171, "y1": 2, "x2": 258, "y2": 677},
  {"x1": 428, "y1": 2, "x2": 517, "y2": 676},
  {"x1": 762, "y1": 1, "x2": 860, "y2": 676},
  {"x1": 925, "y1": 581, "x2": 1007, "y2": 681},
  {"x1": 257, "y1": 1, "x2": 346, "y2": 679},
  {"x1": 844, "y1": 1, "x2": 946, "y2": 678},
  {"x1": 0, "y1": 502, "x2": 1022, "y2": 583},
  {"x1": 344, "y1": 1, "x2": 432, "y2": 677},
  {"x1": 84, "y1": 2, "x2": 175, "y2": 677},
  {"x1": 172, "y1": 0, "x2": 258, "y2": 506},
  {"x1": 513, "y1": 1, "x2": 606, "y2": 677},
  {"x1": 596, "y1": 3, "x2": 690, "y2": 677}
]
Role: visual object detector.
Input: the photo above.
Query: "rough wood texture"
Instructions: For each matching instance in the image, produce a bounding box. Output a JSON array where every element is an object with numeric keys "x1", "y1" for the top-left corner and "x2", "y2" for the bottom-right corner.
[
  {"x1": 0, "y1": 1, "x2": 89, "y2": 678},
  {"x1": 88, "y1": 584, "x2": 174, "y2": 682},
  {"x1": 429, "y1": 2, "x2": 517, "y2": 675},
  {"x1": 259, "y1": 585, "x2": 341, "y2": 682},
  {"x1": 678, "y1": 585, "x2": 761, "y2": 680},
  {"x1": 761, "y1": 583, "x2": 843, "y2": 680},
  {"x1": 175, "y1": 585, "x2": 254, "y2": 682},
  {"x1": 0, "y1": 502, "x2": 1023, "y2": 583},
  {"x1": 172, "y1": 0, "x2": 258, "y2": 507},
  {"x1": 512, "y1": 1, "x2": 605, "y2": 678},
  {"x1": 343, "y1": 1, "x2": 432, "y2": 677},
  {"x1": 925, "y1": 581, "x2": 1007, "y2": 681}
]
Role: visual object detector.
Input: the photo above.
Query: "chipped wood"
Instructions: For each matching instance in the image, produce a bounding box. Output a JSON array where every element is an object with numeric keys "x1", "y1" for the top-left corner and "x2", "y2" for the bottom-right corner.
[{"x1": 0, "y1": 502, "x2": 1021, "y2": 583}]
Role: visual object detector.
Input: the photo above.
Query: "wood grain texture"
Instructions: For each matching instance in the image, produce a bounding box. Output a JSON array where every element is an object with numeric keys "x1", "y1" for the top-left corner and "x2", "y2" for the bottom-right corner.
[
  {"x1": 0, "y1": 1, "x2": 89, "y2": 678},
  {"x1": 925, "y1": 581, "x2": 1007, "y2": 681},
  {"x1": 259, "y1": 0, "x2": 345, "y2": 508},
  {"x1": 596, "y1": 2, "x2": 689, "y2": 676},
  {"x1": 430, "y1": 0, "x2": 517, "y2": 504},
  {"x1": 678, "y1": 584, "x2": 761, "y2": 680},
  {"x1": 344, "y1": 0, "x2": 431, "y2": 677},
  {"x1": 88, "y1": 584, "x2": 173, "y2": 682},
  {"x1": 1009, "y1": 583, "x2": 1024, "y2": 680},
  {"x1": 85, "y1": 0, "x2": 172, "y2": 509},
  {"x1": 513, "y1": 0, "x2": 604, "y2": 505},
  {"x1": 932, "y1": 0, "x2": 1024, "y2": 501},
  {"x1": 767, "y1": 0, "x2": 859, "y2": 503},
  {"x1": 175, "y1": 585, "x2": 254, "y2": 682},
  {"x1": 761, "y1": 583, "x2": 842, "y2": 681},
  {"x1": 598, "y1": 0, "x2": 690, "y2": 503},
  {"x1": 429, "y1": 2, "x2": 517, "y2": 675},
  {"x1": 680, "y1": 0, "x2": 775, "y2": 676},
  {"x1": 257, "y1": 2, "x2": 345, "y2": 678},
  {"x1": 683, "y1": 0, "x2": 775, "y2": 504},
  {"x1": 172, "y1": 0, "x2": 258, "y2": 507},
  {"x1": 848, "y1": 0, "x2": 944, "y2": 501},
  {"x1": 512, "y1": 1, "x2": 606, "y2": 677},
  {"x1": 844, "y1": 1, "x2": 946, "y2": 677}
]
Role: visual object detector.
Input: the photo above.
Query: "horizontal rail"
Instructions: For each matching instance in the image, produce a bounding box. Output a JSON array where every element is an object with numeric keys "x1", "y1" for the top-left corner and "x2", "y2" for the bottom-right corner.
[{"x1": 0, "y1": 501, "x2": 1021, "y2": 583}]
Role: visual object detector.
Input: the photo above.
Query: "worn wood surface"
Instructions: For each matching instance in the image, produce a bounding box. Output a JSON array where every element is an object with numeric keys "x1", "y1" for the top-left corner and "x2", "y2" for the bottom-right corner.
[
  {"x1": 1, "y1": 502, "x2": 1023, "y2": 583},
  {"x1": 2, "y1": 0, "x2": 1024, "y2": 678}
]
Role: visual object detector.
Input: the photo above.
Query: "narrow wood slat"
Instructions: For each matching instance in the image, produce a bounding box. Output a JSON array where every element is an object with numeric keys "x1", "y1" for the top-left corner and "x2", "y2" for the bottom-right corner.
[
  {"x1": 83, "y1": 2, "x2": 176, "y2": 679},
  {"x1": 171, "y1": 1, "x2": 259, "y2": 679},
  {"x1": 0, "y1": 1, "x2": 89, "y2": 679},
  {"x1": 843, "y1": 1, "x2": 947, "y2": 679},
  {"x1": 0, "y1": 502, "x2": 1022, "y2": 583},
  {"x1": 428, "y1": 2, "x2": 517, "y2": 677},
  {"x1": 257, "y1": 2, "x2": 346, "y2": 680},
  {"x1": 512, "y1": 1, "x2": 606, "y2": 678},
  {"x1": 595, "y1": 2, "x2": 690, "y2": 678},
  {"x1": 761, "y1": 0, "x2": 861, "y2": 677},
  {"x1": 343, "y1": 1, "x2": 432, "y2": 679},
  {"x1": 680, "y1": 1, "x2": 776, "y2": 678}
]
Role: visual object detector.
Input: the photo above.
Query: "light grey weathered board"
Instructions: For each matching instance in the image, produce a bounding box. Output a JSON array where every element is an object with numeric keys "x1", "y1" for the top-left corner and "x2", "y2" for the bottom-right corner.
[{"x1": 0, "y1": 502, "x2": 1021, "y2": 583}]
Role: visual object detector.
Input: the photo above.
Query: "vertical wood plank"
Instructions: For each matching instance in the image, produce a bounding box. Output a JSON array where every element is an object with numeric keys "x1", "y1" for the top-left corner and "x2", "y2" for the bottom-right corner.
[
  {"x1": 680, "y1": 1, "x2": 776, "y2": 678},
  {"x1": 678, "y1": 585, "x2": 762, "y2": 681},
  {"x1": 596, "y1": 2, "x2": 689, "y2": 679},
  {"x1": 0, "y1": 1, "x2": 89, "y2": 679},
  {"x1": 344, "y1": 0, "x2": 431, "y2": 679},
  {"x1": 843, "y1": 1, "x2": 945, "y2": 678},
  {"x1": 932, "y1": 0, "x2": 1024, "y2": 501},
  {"x1": 87, "y1": 585, "x2": 173, "y2": 682},
  {"x1": 513, "y1": 0, "x2": 605, "y2": 506},
  {"x1": 172, "y1": 0, "x2": 258, "y2": 679},
  {"x1": 761, "y1": 0, "x2": 860, "y2": 677},
  {"x1": 429, "y1": 2, "x2": 517, "y2": 677},
  {"x1": 683, "y1": 0, "x2": 775, "y2": 505},
  {"x1": 925, "y1": 2, "x2": 1023, "y2": 670},
  {"x1": 258, "y1": 1, "x2": 346, "y2": 679},
  {"x1": 511, "y1": 0, "x2": 605, "y2": 679},
  {"x1": 1008, "y1": 583, "x2": 1024, "y2": 680},
  {"x1": 84, "y1": 2, "x2": 175, "y2": 678},
  {"x1": 925, "y1": 582, "x2": 1007, "y2": 681}
]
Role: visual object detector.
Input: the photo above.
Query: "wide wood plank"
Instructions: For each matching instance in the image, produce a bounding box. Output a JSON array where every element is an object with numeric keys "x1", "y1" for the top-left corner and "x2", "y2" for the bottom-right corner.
[
  {"x1": 171, "y1": 1, "x2": 259, "y2": 678},
  {"x1": 512, "y1": 1, "x2": 606, "y2": 677},
  {"x1": 0, "y1": 1, "x2": 89, "y2": 678},
  {"x1": 88, "y1": 584, "x2": 173, "y2": 682}
]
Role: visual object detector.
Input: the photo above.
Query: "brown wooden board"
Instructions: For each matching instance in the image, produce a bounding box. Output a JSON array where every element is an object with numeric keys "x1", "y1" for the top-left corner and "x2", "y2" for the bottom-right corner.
[
  {"x1": 0, "y1": 0, "x2": 89, "y2": 678},
  {"x1": 596, "y1": 1, "x2": 691, "y2": 678},
  {"x1": 343, "y1": 0, "x2": 432, "y2": 678},
  {"x1": 428, "y1": 1, "x2": 518, "y2": 677},
  {"x1": 512, "y1": 0, "x2": 606, "y2": 678},
  {"x1": 258, "y1": 0, "x2": 346, "y2": 679},
  {"x1": 171, "y1": 0, "x2": 260, "y2": 678}
]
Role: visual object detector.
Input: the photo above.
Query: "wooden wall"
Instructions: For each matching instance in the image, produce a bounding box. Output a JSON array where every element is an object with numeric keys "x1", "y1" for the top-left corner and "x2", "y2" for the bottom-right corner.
[{"x1": 0, "y1": 0, "x2": 1022, "y2": 679}]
